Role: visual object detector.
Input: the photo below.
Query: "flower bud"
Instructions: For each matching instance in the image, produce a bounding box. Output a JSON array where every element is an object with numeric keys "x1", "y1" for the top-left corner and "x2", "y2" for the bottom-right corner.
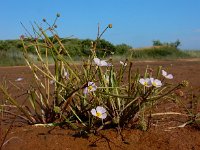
[
  {"x1": 180, "y1": 80, "x2": 189, "y2": 87},
  {"x1": 56, "y1": 13, "x2": 60, "y2": 17},
  {"x1": 108, "y1": 24, "x2": 112, "y2": 28}
]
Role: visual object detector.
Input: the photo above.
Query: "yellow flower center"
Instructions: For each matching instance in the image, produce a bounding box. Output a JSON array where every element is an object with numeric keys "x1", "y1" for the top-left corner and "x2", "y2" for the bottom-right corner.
[
  {"x1": 88, "y1": 85, "x2": 93, "y2": 91},
  {"x1": 96, "y1": 112, "x2": 102, "y2": 118},
  {"x1": 144, "y1": 82, "x2": 148, "y2": 86}
]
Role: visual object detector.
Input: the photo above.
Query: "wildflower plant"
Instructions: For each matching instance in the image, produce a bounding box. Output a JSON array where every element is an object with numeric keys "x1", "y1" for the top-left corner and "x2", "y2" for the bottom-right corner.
[{"x1": 0, "y1": 14, "x2": 186, "y2": 133}]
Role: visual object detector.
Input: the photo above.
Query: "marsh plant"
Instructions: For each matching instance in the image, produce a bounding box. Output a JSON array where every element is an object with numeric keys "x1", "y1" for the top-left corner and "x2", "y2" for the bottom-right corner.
[{"x1": 0, "y1": 14, "x2": 186, "y2": 132}]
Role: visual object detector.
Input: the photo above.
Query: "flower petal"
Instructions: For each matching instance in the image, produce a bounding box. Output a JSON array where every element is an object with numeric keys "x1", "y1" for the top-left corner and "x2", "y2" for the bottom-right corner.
[
  {"x1": 155, "y1": 79, "x2": 162, "y2": 87},
  {"x1": 88, "y1": 82, "x2": 95, "y2": 86},
  {"x1": 166, "y1": 74, "x2": 173, "y2": 79},
  {"x1": 83, "y1": 87, "x2": 88, "y2": 95},
  {"x1": 96, "y1": 106, "x2": 106, "y2": 113},
  {"x1": 100, "y1": 60, "x2": 108, "y2": 66},
  {"x1": 162, "y1": 70, "x2": 167, "y2": 76},
  {"x1": 162, "y1": 70, "x2": 173, "y2": 79},
  {"x1": 101, "y1": 113, "x2": 107, "y2": 119},
  {"x1": 91, "y1": 109, "x2": 97, "y2": 116},
  {"x1": 139, "y1": 78, "x2": 145, "y2": 84},
  {"x1": 91, "y1": 85, "x2": 97, "y2": 92},
  {"x1": 94, "y1": 58, "x2": 100, "y2": 65},
  {"x1": 94, "y1": 58, "x2": 110, "y2": 66},
  {"x1": 151, "y1": 78, "x2": 162, "y2": 87},
  {"x1": 139, "y1": 78, "x2": 152, "y2": 87}
]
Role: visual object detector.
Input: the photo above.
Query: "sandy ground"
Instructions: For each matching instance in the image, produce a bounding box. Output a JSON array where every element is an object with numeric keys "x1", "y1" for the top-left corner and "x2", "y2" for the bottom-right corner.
[{"x1": 1, "y1": 59, "x2": 200, "y2": 150}]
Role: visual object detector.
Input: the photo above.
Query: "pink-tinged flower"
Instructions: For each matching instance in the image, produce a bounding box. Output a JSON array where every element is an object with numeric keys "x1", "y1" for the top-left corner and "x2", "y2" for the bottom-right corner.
[
  {"x1": 162, "y1": 70, "x2": 173, "y2": 79},
  {"x1": 139, "y1": 78, "x2": 152, "y2": 87},
  {"x1": 120, "y1": 61, "x2": 127, "y2": 66},
  {"x1": 91, "y1": 106, "x2": 107, "y2": 119},
  {"x1": 150, "y1": 78, "x2": 162, "y2": 87},
  {"x1": 94, "y1": 58, "x2": 111, "y2": 67},
  {"x1": 83, "y1": 82, "x2": 97, "y2": 94}
]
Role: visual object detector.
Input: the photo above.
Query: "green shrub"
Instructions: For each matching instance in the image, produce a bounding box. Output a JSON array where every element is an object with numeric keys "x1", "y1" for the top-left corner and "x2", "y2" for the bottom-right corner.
[
  {"x1": 115, "y1": 43, "x2": 132, "y2": 55},
  {"x1": 131, "y1": 46, "x2": 190, "y2": 59}
]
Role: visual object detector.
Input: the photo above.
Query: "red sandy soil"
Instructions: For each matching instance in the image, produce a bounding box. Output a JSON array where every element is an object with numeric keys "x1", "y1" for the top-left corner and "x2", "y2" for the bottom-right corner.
[{"x1": 1, "y1": 59, "x2": 200, "y2": 150}]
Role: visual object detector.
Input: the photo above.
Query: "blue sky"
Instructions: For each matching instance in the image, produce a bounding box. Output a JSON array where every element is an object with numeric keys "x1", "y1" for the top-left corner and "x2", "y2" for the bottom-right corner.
[{"x1": 1, "y1": 0, "x2": 200, "y2": 49}]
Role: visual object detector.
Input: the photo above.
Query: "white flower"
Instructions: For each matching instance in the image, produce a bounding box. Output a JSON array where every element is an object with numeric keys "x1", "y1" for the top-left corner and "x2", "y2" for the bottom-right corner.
[
  {"x1": 15, "y1": 77, "x2": 23, "y2": 82},
  {"x1": 150, "y1": 78, "x2": 162, "y2": 87},
  {"x1": 94, "y1": 58, "x2": 111, "y2": 67},
  {"x1": 162, "y1": 70, "x2": 173, "y2": 79},
  {"x1": 139, "y1": 78, "x2": 152, "y2": 87},
  {"x1": 91, "y1": 106, "x2": 107, "y2": 119},
  {"x1": 83, "y1": 82, "x2": 97, "y2": 94},
  {"x1": 120, "y1": 61, "x2": 127, "y2": 66}
]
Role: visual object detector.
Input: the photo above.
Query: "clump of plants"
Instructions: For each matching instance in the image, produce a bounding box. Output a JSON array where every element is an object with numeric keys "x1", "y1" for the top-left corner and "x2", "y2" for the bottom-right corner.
[
  {"x1": 0, "y1": 14, "x2": 187, "y2": 133},
  {"x1": 173, "y1": 86, "x2": 200, "y2": 129}
]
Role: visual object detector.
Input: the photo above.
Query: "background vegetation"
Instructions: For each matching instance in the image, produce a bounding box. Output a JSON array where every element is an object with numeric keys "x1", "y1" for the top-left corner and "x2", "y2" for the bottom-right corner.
[{"x1": 0, "y1": 38, "x2": 200, "y2": 66}]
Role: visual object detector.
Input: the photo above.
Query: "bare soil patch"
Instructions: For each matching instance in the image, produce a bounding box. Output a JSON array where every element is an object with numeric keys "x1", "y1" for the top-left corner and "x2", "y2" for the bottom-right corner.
[{"x1": 1, "y1": 59, "x2": 200, "y2": 150}]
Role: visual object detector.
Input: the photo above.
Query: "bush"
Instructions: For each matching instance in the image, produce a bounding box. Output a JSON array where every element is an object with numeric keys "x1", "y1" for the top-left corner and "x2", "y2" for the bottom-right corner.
[
  {"x1": 115, "y1": 43, "x2": 132, "y2": 55},
  {"x1": 153, "y1": 40, "x2": 181, "y2": 48}
]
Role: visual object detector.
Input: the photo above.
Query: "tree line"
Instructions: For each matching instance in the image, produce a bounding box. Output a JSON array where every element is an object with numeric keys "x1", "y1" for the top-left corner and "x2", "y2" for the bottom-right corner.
[
  {"x1": 0, "y1": 38, "x2": 132, "y2": 57},
  {"x1": 0, "y1": 38, "x2": 181, "y2": 58}
]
